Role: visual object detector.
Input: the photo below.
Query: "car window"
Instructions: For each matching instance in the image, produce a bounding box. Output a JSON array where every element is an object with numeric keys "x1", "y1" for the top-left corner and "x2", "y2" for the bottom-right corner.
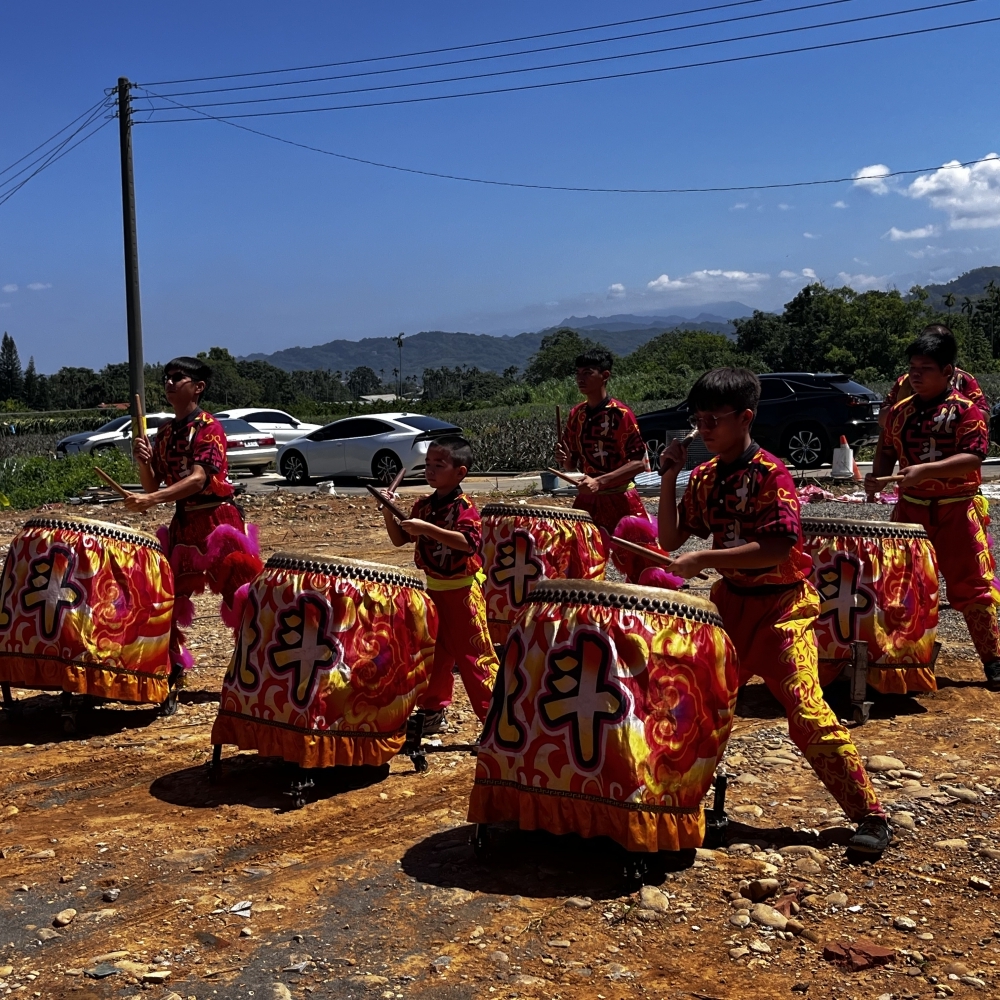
[
  {"x1": 219, "y1": 419, "x2": 258, "y2": 435},
  {"x1": 338, "y1": 418, "x2": 394, "y2": 437},
  {"x1": 145, "y1": 415, "x2": 171, "y2": 428},
  {"x1": 247, "y1": 410, "x2": 294, "y2": 424},
  {"x1": 96, "y1": 416, "x2": 130, "y2": 433},
  {"x1": 759, "y1": 379, "x2": 792, "y2": 400},
  {"x1": 830, "y1": 379, "x2": 877, "y2": 396},
  {"x1": 395, "y1": 415, "x2": 460, "y2": 432}
]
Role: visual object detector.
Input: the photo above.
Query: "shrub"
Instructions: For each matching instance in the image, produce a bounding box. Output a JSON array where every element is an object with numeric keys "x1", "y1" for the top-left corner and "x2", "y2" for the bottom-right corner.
[{"x1": 0, "y1": 450, "x2": 137, "y2": 510}]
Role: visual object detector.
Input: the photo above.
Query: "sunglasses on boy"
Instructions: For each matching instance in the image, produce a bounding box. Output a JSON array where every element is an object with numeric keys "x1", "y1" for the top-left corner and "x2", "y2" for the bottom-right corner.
[
  {"x1": 162, "y1": 373, "x2": 191, "y2": 386},
  {"x1": 687, "y1": 410, "x2": 738, "y2": 431}
]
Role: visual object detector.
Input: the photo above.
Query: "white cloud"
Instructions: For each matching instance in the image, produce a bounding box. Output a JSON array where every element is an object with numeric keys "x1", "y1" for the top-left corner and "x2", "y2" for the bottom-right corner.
[
  {"x1": 853, "y1": 163, "x2": 893, "y2": 195},
  {"x1": 802, "y1": 268, "x2": 818, "y2": 280},
  {"x1": 884, "y1": 224, "x2": 939, "y2": 241},
  {"x1": 731, "y1": 202, "x2": 748, "y2": 210},
  {"x1": 803, "y1": 232, "x2": 819, "y2": 239},
  {"x1": 907, "y1": 154, "x2": 1000, "y2": 229},
  {"x1": 647, "y1": 268, "x2": 769, "y2": 294},
  {"x1": 837, "y1": 271, "x2": 888, "y2": 291},
  {"x1": 607, "y1": 283, "x2": 625, "y2": 299},
  {"x1": 779, "y1": 270, "x2": 799, "y2": 278},
  {"x1": 832, "y1": 200, "x2": 848, "y2": 209},
  {"x1": 26, "y1": 282, "x2": 51, "y2": 291},
  {"x1": 2, "y1": 284, "x2": 16, "y2": 293},
  {"x1": 778, "y1": 203, "x2": 791, "y2": 211}
]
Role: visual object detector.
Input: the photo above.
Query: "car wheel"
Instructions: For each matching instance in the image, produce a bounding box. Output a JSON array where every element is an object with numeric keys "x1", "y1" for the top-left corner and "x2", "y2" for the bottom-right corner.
[
  {"x1": 249, "y1": 465, "x2": 266, "y2": 477},
  {"x1": 782, "y1": 424, "x2": 831, "y2": 469},
  {"x1": 372, "y1": 450, "x2": 402, "y2": 485},
  {"x1": 280, "y1": 451, "x2": 310, "y2": 485}
]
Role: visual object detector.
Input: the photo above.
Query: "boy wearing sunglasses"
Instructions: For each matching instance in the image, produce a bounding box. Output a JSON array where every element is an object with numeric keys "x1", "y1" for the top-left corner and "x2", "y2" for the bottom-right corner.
[
  {"x1": 125, "y1": 357, "x2": 262, "y2": 688},
  {"x1": 555, "y1": 348, "x2": 651, "y2": 576},
  {"x1": 657, "y1": 367, "x2": 890, "y2": 855}
]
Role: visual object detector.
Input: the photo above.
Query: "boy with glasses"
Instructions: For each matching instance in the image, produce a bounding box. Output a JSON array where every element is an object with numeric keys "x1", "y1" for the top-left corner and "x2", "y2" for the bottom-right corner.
[
  {"x1": 866, "y1": 327, "x2": 1000, "y2": 689},
  {"x1": 125, "y1": 357, "x2": 262, "y2": 690},
  {"x1": 555, "y1": 348, "x2": 651, "y2": 577},
  {"x1": 658, "y1": 367, "x2": 890, "y2": 855}
]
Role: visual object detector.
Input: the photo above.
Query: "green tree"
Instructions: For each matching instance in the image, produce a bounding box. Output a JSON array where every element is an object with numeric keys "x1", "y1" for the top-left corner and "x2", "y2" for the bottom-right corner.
[
  {"x1": 0, "y1": 333, "x2": 23, "y2": 403},
  {"x1": 347, "y1": 366, "x2": 381, "y2": 399},
  {"x1": 22, "y1": 357, "x2": 41, "y2": 410},
  {"x1": 523, "y1": 328, "x2": 606, "y2": 385}
]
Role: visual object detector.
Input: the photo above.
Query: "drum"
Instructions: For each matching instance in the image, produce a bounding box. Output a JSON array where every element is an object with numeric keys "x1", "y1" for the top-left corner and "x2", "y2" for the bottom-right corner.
[
  {"x1": 211, "y1": 553, "x2": 437, "y2": 769},
  {"x1": 481, "y1": 503, "x2": 606, "y2": 645},
  {"x1": 802, "y1": 517, "x2": 940, "y2": 694},
  {"x1": 0, "y1": 516, "x2": 175, "y2": 703},
  {"x1": 468, "y1": 579, "x2": 738, "y2": 853}
]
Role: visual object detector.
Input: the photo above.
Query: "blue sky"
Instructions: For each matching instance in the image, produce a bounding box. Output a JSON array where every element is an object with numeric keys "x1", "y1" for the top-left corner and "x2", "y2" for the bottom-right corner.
[{"x1": 3, "y1": 1, "x2": 1000, "y2": 373}]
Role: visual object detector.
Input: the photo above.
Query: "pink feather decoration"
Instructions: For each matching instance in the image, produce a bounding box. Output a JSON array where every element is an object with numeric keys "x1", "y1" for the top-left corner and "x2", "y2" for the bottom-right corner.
[{"x1": 638, "y1": 566, "x2": 685, "y2": 591}]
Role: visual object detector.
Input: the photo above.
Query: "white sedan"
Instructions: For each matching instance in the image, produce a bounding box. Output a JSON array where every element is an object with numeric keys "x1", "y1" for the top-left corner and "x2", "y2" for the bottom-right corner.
[
  {"x1": 213, "y1": 408, "x2": 321, "y2": 445},
  {"x1": 277, "y1": 412, "x2": 460, "y2": 484}
]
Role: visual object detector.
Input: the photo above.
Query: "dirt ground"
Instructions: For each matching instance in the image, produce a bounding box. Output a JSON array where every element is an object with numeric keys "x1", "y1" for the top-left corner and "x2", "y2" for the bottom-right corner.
[{"x1": 2, "y1": 489, "x2": 1000, "y2": 1000}]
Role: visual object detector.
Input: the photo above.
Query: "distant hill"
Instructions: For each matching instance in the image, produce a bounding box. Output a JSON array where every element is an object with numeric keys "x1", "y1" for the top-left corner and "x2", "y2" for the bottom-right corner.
[
  {"x1": 561, "y1": 303, "x2": 751, "y2": 333},
  {"x1": 920, "y1": 266, "x2": 1000, "y2": 309},
  {"x1": 242, "y1": 311, "x2": 744, "y2": 375}
]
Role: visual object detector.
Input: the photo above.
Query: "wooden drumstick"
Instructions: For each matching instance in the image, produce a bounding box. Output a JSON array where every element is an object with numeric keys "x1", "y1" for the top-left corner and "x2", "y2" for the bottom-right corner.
[
  {"x1": 387, "y1": 465, "x2": 407, "y2": 493},
  {"x1": 555, "y1": 405, "x2": 563, "y2": 443},
  {"x1": 609, "y1": 535, "x2": 709, "y2": 581},
  {"x1": 134, "y1": 393, "x2": 146, "y2": 439},
  {"x1": 873, "y1": 474, "x2": 904, "y2": 484},
  {"x1": 366, "y1": 483, "x2": 408, "y2": 521},
  {"x1": 94, "y1": 466, "x2": 130, "y2": 499},
  {"x1": 546, "y1": 466, "x2": 584, "y2": 487}
]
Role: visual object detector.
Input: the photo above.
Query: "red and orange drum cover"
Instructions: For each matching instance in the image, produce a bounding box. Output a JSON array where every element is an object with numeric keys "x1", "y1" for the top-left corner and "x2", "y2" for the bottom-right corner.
[
  {"x1": 481, "y1": 503, "x2": 606, "y2": 645},
  {"x1": 803, "y1": 517, "x2": 940, "y2": 694},
  {"x1": 0, "y1": 516, "x2": 175, "y2": 703},
  {"x1": 469, "y1": 579, "x2": 738, "y2": 852},
  {"x1": 212, "y1": 553, "x2": 437, "y2": 768}
]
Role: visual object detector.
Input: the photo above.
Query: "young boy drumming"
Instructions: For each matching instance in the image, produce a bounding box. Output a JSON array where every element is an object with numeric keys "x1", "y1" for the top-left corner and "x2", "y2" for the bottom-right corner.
[
  {"x1": 125, "y1": 357, "x2": 262, "y2": 685},
  {"x1": 659, "y1": 367, "x2": 891, "y2": 854},
  {"x1": 866, "y1": 328, "x2": 1000, "y2": 688},
  {"x1": 381, "y1": 435, "x2": 498, "y2": 733},
  {"x1": 555, "y1": 348, "x2": 652, "y2": 577}
]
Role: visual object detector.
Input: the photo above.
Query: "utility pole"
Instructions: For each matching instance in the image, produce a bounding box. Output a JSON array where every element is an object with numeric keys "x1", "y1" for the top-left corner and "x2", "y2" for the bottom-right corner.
[
  {"x1": 395, "y1": 333, "x2": 404, "y2": 398},
  {"x1": 117, "y1": 77, "x2": 146, "y2": 437}
]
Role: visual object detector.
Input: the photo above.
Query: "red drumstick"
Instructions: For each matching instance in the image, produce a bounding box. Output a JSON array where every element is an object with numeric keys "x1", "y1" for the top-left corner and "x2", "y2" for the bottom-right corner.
[{"x1": 609, "y1": 535, "x2": 709, "y2": 581}]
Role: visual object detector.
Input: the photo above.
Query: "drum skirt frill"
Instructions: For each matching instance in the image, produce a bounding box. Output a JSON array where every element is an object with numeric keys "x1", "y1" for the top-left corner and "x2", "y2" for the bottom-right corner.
[
  {"x1": 211, "y1": 554, "x2": 437, "y2": 768},
  {"x1": 468, "y1": 581, "x2": 739, "y2": 853},
  {"x1": 0, "y1": 516, "x2": 175, "y2": 703}
]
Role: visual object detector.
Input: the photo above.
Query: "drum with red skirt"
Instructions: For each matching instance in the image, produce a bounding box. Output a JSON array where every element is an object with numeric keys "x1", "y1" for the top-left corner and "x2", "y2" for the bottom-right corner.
[
  {"x1": 211, "y1": 553, "x2": 437, "y2": 770},
  {"x1": 481, "y1": 503, "x2": 606, "y2": 645},
  {"x1": 469, "y1": 579, "x2": 739, "y2": 853},
  {"x1": 802, "y1": 516, "x2": 940, "y2": 694},
  {"x1": 0, "y1": 516, "x2": 175, "y2": 704}
]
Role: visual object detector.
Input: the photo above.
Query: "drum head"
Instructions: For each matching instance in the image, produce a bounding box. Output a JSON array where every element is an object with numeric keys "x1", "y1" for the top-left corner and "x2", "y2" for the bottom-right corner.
[
  {"x1": 481, "y1": 502, "x2": 595, "y2": 523},
  {"x1": 268, "y1": 551, "x2": 426, "y2": 589},
  {"x1": 528, "y1": 578, "x2": 721, "y2": 625},
  {"x1": 22, "y1": 515, "x2": 164, "y2": 550},
  {"x1": 801, "y1": 516, "x2": 928, "y2": 539}
]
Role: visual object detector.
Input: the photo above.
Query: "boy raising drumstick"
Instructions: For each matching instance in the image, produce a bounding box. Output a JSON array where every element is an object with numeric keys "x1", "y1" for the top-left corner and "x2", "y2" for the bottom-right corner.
[
  {"x1": 125, "y1": 357, "x2": 262, "y2": 689},
  {"x1": 555, "y1": 348, "x2": 652, "y2": 577},
  {"x1": 866, "y1": 327, "x2": 1000, "y2": 689},
  {"x1": 659, "y1": 367, "x2": 891, "y2": 855},
  {"x1": 381, "y1": 435, "x2": 498, "y2": 734}
]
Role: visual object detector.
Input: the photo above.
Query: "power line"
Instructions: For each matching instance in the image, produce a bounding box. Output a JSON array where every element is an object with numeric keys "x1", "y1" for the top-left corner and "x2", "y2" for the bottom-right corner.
[
  {"x1": 138, "y1": 12, "x2": 1000, "y2": 121},
  {"x1": 138, "y1": 0, "x2": 980, "y2": 112},
  {"x1": 150, "y1": 0, "x2": 860, "y2": 98},
  {"x1": 0, "y1": 96, "x2": 110, "y2": 178},
  {"x1": 135, "y1": 88, "x2": 1000, "y2": 196},
  {"x1": 138, "y1": 0, "x2": 772, "y2": 87}
]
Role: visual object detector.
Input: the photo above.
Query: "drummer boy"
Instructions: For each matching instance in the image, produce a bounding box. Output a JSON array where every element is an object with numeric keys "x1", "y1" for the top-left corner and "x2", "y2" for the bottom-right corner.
[
  {"x1": 658, "y1": 367, "x2": 891, "y2": 855},
  {"x1": 381, "y1": 434, "x2": 498, "y2": 733},
  {"x1": 555, "y1": 348, "x2": 652, "y2": 577},
  {"x1": 866, "y1": 327, "x2": 1000, "y2": 689}
]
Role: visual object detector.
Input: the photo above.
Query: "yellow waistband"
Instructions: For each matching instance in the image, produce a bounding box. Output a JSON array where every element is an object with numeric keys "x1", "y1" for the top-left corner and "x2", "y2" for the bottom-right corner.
[
  {"x1": 599, "y1": 481, "x2": 636, "y2": 495},
  {"x1": 901, "y1": 493, "x2": 977, "y2": 506},
  {"x1": 425, "y1": 570, "x2": 486, "y2": 592}
]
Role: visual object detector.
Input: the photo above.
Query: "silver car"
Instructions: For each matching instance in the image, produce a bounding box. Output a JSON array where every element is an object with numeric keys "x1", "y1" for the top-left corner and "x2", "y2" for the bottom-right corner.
[
  {"x1": 55, "y1": 413, "x2": 174, "y2": 457},
  {"x1": 219, "y1": 418, "x2": 279, "y2": 476},
  {"x1": 213, "y1": 408, "x2": 321, "y2": 445},
  {"x1": 277, "y1": 412, "x2": 460, "y2": 484}
]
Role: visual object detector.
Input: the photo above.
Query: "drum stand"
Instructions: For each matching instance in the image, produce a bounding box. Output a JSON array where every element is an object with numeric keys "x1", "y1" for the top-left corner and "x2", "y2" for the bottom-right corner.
[
  {"x1": 703, "y1": 771, "x2": 730, "y2": 848},
  {"x1": 60, "y1": 692, "x2": 93, "y2": 735},
  {"x1": 0, "y1": 682, "x2": 22, "y2": 719},
  {"x1": 845, "y1": 640, "x2": 874, "y2": 726},
  {"x1": 401, "y1": 711, "x2": 480, "y2": 773}
]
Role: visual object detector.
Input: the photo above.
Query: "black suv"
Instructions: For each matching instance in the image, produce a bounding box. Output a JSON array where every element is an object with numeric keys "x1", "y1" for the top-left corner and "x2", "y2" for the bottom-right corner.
[{"x1": 637, "y1": 373, "x2": 881, "y2": 470}]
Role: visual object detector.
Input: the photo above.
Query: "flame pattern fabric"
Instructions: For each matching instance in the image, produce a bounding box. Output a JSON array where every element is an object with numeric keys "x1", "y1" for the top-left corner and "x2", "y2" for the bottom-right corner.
[
  {"x1": 802, "y1": 519, "x2": 940, "y2": 694},
  {"x1": 469, "y1": 581, "x2": 739, "y2": 853},
  {"x1": 212, "y1": 554, "x2": 437, "y2": 768},
  {"x1": 0, "y1": 517, "x2": 174, "y2": 703},
  {"x1": 482, "y1": 504, "x2": 606, "y2": 645}
]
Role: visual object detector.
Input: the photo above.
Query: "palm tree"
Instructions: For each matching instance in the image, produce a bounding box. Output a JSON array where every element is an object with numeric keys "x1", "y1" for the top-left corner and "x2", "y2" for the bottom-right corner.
[
  {"x1": 943, "y1": 292, "x2": 955, "y2": 314},
  {"x1": 394, "y1": 333, "x2": 405, "y2": 397}
]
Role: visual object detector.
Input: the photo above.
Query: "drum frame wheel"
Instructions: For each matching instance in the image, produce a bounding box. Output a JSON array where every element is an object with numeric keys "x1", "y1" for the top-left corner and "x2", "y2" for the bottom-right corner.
[
  {"x1": 703, "y1": 771, "x2": 730, "y2": 848},
  {"x1": 161, "y1": 663, "x2": 185, "y2": 717}
]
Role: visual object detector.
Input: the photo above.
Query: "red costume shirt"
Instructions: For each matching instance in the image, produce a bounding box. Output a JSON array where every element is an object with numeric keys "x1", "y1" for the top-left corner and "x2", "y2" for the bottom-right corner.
[
  {"x1": 562, "y1": 397, "x2": 649, "y2": 479},
  {"x1": 678, "y1": 444, "x2": 812, "y2": 588},
  {"x1": 410, "y1": 488, "x2": 484, "y2": 581},
  {"x1": 884, "y1": 386, "x2": 987, "y2": 499},
  {"x1": 885, "y1": 368, "x2": 987, "y2": 418},
  {"x1": 151, "y1": 408, "x2": 234, "y2": 504}
]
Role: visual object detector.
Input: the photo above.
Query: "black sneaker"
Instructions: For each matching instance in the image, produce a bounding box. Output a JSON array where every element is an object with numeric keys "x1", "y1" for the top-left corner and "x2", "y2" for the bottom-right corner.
[
  {"x1": 985, "y1": 660, "x2": 1000, "y2": 691},
  {"x1": 848, "y1": 814, "x2": 892, "y2": 855},
  {"x1": 407, "y1": 709, "x2": 446, "y2": 740}
]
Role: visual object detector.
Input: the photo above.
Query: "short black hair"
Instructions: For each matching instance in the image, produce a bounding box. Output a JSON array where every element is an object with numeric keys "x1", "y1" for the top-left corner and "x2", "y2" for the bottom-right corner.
[
  {"x1": 687, "y1": 367, "x2": 761, "y2": 413},
  {"x1": 164, "y1": 356, "x2": 211, "y2": 401},
  {"x1": 906, "y1": 325, "x2": 957, "y2": 369},
  {"x1": 428, "y1": 433, "x2": 473, "y2": 471},
  {"x1": 575, "y1": 348, "x2": 614, "y2": 372}
]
